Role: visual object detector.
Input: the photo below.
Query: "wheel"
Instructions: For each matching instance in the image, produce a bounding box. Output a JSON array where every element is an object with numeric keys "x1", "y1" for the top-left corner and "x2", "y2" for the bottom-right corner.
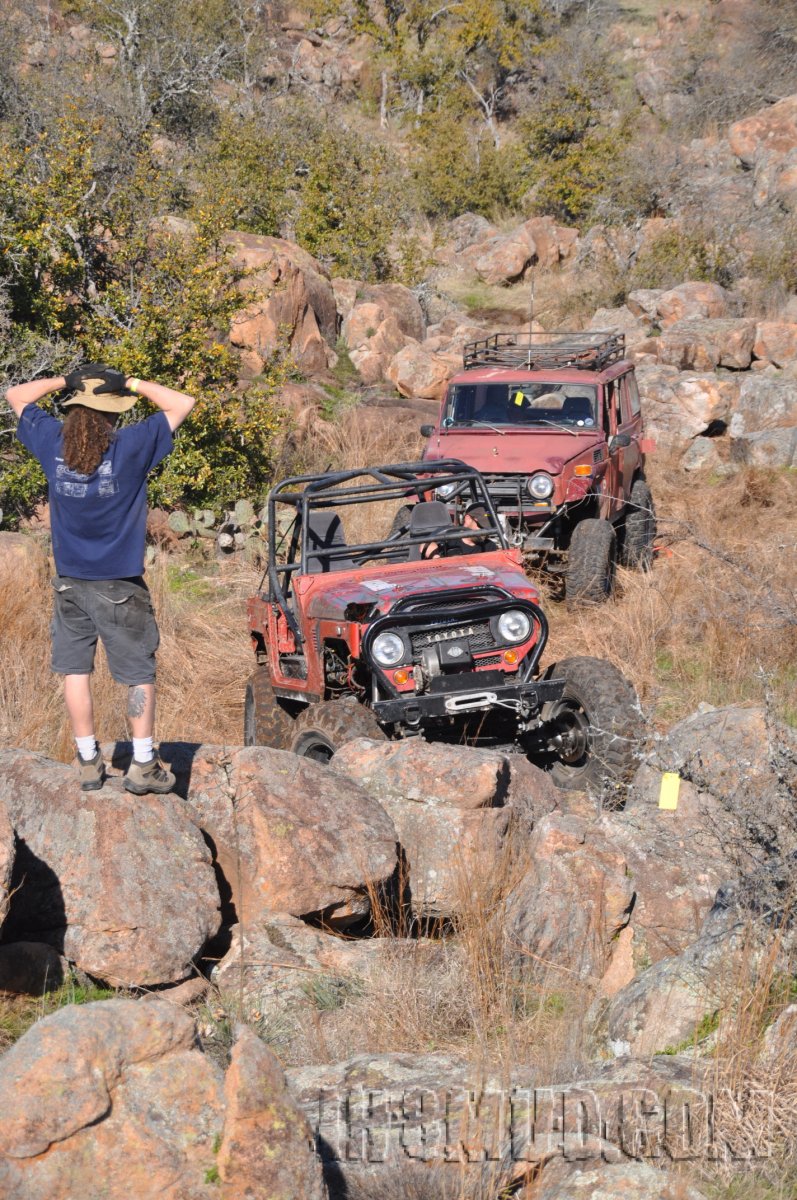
[
  {"x1": 566, "y1": 518, "x2": 617, "y2": 604},
  {"x1": 244, "y1": 668, "x2": 296, "y2": 749},
  {"x1": 289, "y1": 698, "x2": 387, "y2": 764},
  {"x1": 541, "y1": 656, "x2": 642, "y2": 792},
  {"x1": 623, "y1": 479, "x2": 656, "y2": 570},
  {"x1": 388, "y1": 504, "x2": 414, "y2": 540}
]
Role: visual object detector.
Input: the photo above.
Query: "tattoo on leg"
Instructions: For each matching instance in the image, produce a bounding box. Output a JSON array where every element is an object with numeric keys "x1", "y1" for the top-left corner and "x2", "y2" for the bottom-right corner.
[{"x1": 127, "y1": 686, "x2": 147, "y2": 719}]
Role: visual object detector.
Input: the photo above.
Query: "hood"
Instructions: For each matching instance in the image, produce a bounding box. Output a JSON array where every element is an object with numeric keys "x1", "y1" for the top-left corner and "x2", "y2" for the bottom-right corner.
[
  {"x1": 424, "y1": 428, "x2": 601, "y2": 476},
  {"x1": 298, "y1": 549, "x2": 539, "y2": 622}
]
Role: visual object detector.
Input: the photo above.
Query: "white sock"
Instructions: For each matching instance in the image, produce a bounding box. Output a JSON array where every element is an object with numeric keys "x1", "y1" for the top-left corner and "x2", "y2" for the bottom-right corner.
[
  {"x1": 133, "y1": 736, "x2": 154, "y2": 764},
  {"x1": 76, "y1": 735, "x2": 98, "y2": 761}
]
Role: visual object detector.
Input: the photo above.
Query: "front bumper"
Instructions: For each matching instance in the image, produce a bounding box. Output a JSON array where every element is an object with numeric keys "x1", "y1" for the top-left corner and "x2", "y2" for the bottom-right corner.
[{"x1": 372, "y1": 669, "x2": 565, "y2": 725}]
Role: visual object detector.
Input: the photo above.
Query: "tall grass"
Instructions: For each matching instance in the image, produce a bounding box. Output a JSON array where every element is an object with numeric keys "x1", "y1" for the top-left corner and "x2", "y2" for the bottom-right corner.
[{"x1": 0, "y1": 554, "x2": 256, "y2": 761}]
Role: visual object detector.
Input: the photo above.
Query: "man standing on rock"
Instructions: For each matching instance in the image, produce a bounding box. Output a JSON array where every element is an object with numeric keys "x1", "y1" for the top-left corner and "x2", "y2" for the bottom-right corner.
[{"x1": 5, "y1": 366, "x2": 196, "y2": 794}]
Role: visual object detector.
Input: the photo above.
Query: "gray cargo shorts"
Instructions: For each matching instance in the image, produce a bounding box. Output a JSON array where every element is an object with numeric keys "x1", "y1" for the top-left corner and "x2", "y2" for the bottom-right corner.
[{"x1": 50, "y1": 576, "x2": 160, "y2": 685}]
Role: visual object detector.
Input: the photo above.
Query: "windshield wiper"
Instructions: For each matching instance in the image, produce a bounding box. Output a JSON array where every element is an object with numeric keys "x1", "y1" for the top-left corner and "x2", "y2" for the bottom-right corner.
[
  {"x1": 531, "y1": 419, "x2": 580, "y2": 437},
  {"x1": 451, "y1": 420, "x2": 506, "y2": 435}
]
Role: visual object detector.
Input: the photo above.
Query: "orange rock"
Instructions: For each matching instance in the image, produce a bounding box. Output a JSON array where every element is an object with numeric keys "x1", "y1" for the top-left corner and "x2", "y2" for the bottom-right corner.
[
  {"x1": 179, "y1": 745, "x2": 398, "y2": 927},
  {"x1": 218, "y1": 1026, "x2": 325, "y2": 1198},
  {"x1": 226, "y1": 232, "x2": 337, "y2": 374},
  {"x1": 655, "y1": 281, "x2": 731, "y2": 326},
  {"x1": 753, "y1": 320, "x2": 797, "y2": 367},
  {"x1": 342, "y1": 300, "x2": 410, "y2": 384},
  {"x1": 386, "y1": 341, "x2": 459, "y2": 400}
]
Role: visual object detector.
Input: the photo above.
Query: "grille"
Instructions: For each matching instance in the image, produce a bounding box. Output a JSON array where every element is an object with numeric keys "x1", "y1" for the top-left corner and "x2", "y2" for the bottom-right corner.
[
  {"x1": 475, "y1": 653, "x2": 502, "y2": 667},
  {"x1": 410, "y1": 620, "x2": 496, "y2": 658},
  {"x1": 401, "y1": 594, "x2": 496, "y2": 613}
]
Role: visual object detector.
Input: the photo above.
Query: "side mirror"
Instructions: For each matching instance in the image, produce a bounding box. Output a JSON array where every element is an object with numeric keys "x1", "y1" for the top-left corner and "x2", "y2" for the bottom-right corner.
[
  {"x1": 609, "y1": 432, "x2": 632, "y2": 452},
  {"x1": 420, "y1": 424, "x2": 435, "y2": 438}
]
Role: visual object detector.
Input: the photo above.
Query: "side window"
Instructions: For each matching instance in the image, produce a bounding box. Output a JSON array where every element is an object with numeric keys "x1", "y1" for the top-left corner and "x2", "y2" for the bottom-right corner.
[
  {"x1": 602, "y1": 382, "x2": 614, "y2": 435},
  {"x1": 627, "y1": 373, "x2": 641, "y2": 417},
  {"x1": 615, "y1": 376, "x2": 626, "y2": 427}
]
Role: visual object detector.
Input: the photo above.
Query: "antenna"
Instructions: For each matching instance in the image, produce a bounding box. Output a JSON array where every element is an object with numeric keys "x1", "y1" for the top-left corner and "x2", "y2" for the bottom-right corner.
[{"x1": 527, "y1": 270, "x2": 535, "y2": 367}]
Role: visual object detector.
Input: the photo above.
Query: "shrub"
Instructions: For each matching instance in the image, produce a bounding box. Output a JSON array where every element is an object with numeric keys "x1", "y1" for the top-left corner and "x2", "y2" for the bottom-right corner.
[
  {"x1": 412, "y1": 114, "x2": 519, "y2": 218},
  {"x1": 517, "y1": 84, "x2": 623, "y2": 225},
  {"x1": 0, "y1": 111, "x2": 285, "y2": 519},
  {"x1": 629, "y1": 225, "x2": 737, "y2": 291}
]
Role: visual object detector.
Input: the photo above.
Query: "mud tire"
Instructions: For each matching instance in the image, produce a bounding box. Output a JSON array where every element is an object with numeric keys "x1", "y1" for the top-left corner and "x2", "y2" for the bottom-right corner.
[
  {"x1": 244, "y1": 667, "x2": 296, "y2": 749},
  {"x1": 542, "y1": 655, "x2": 642, "y2": 792},
  {"x1": 566, "y1": 518, "x2": 617, "y2": 604},
  {"x1": 623, "y1": 479, "x2": 656, "y2": 570},
  {"x1": 388, "y1": 504, "x2": 414, "y2": 540},
  {"x1": 290, "y1": 698, "x2": 387, "y2": 764}
]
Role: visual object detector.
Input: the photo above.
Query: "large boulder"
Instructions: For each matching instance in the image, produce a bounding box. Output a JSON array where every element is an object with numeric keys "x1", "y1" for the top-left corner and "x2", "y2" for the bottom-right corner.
[
  {"x1": 333, "y1": 740, "x2": 558, "y2": 919},
  {"x1": 656, "y1": 318, "x2": 756, "y2": 371},
  {"x1": 728, "y1": 94, "x2": 797, "y2": 211},
  {"x1": 731, "y1": 426, "x2": 797, "y2": 468},
  {"x1": 0, "y1": 749, "x2": 220, "y2": 987},
  {"x1": 154, "y1": 743, "x2": 398, "y2": 927},
  {"x1": 226, "y1": 231, "x2": 337, "y2": 374},
  {"x1": 386, "y1": 341, "x2": 459, "y2": 400},
  {"x1": 0, "y1": 999, "x2": 325, "y2": 1199},
  {"x1": 655, "y1": 282, "x2": 733, "y2": 327},
  {"x1": 607, "y1": 770, "x2": 748, "y2": 972},
  {"x1": 341, "y1": 299, "x2": 411, "y2": 384},
  {"x1": 288, "y1": 1051, "x2": 712, "y2": 1193},
  {"x1": 606, "y1": 860, "x2": 796, "y2": 1058},
  {"x1": 528, "y1": 1158, "x2": 707, "y2": 1199},
  {"x1": 471, "y1": 216, "x2": 578, "y2": 285},
  {"x1": 505, "y1": 812, "x2": 634, "y2": 983},
  {"x1": 635, "y1": 364, "x2": 740, "y2": 445},
  {"x1": 645, "y1": 706, "x2": 797, "y2": 862},
  {"x1": 729, "y1": 375, "x2": 797, "y2": 437},
  {"x1": 473, "y1": 229, "x2": 534, "y2": 286},
  {"x1": 753, "y1": 321, "x2": 797, "y2": 368}
]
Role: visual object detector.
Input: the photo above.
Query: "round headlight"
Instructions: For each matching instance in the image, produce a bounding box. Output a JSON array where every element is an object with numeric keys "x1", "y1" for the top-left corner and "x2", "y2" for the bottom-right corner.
[
  {"x1": 527, "y1": 472, "x2": 554, "y2": 499},
  {"x1": 436, "y1": 482, "x2": 457, "y2": 500},
  {"x1": 497, "y1": 609, "x2": 532, "y2": 644},
  {"x1": 372, "y1": 632, "x2": 407, "y2": 667}
]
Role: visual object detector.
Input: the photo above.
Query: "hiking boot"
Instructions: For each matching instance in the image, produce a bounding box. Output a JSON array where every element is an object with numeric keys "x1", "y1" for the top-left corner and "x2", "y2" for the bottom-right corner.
[
  {"x1": 123, "y1": 756, "x2": 175, "y2": 795},
  {"x1": 77, "y1": 745, "x2": 105, "y2": 792}
]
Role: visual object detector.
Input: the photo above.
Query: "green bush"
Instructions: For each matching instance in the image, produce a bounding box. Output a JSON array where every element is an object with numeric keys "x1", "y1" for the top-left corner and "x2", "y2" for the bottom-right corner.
[
  {"x1": 413, "y1": 115, "x2": 519, "y2": 218},
  {"x1": 0, "y1": 112, "x2": 286, "y2": 521},
  {"x1": 629, "y1": 226, "x2": 736, "y2": 291},
  {"x1": 517, "y1": 84, "x2": 623, "y2": 225}
]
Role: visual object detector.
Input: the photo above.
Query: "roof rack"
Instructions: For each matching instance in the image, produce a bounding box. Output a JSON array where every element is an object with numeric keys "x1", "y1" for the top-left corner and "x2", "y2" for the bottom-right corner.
[{"x1": 463, "y1": 331, "x2": 626, "y2": 371}]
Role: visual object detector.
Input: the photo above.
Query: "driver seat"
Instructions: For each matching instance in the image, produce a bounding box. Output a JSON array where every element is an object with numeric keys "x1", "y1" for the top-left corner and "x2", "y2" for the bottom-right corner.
[
  {"x1": 407, "y1": 501, "x2": 453, "y2": 561},
  {"x1": 304, "y1": 511, "x2": 356, "y2": 573}
]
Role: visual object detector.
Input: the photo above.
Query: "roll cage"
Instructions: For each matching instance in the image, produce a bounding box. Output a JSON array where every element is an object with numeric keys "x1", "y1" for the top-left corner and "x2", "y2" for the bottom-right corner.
[{"x1": 264, "y1": 461, "x2": 507, "y2": 644}]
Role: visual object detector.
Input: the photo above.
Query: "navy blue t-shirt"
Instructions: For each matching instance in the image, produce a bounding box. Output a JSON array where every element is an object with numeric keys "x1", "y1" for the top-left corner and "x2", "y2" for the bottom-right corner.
[{"x1": 17, "y1": 404, "x2": 173, "y2": 579}]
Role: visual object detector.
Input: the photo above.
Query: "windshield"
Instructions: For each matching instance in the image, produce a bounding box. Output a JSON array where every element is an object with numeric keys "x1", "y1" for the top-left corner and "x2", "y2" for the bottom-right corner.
[{"x1": 444, "y1": 382, "x2": 598, "y2": 430}]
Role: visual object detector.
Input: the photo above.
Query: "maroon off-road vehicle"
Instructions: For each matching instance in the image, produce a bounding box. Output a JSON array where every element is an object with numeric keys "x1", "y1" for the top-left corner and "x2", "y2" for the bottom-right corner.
[
  {"x1": 245, "y1": 461, "x2": 642, "y2": 791},
  {"x1": 420, "y1": 332, "x2": 656, "y2": 602}
]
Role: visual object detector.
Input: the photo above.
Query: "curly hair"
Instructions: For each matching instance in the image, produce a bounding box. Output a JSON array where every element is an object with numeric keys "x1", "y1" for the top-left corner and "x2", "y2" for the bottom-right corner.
[{"x1": 62, "y1": 406, "x2": 115, "y2": 476}]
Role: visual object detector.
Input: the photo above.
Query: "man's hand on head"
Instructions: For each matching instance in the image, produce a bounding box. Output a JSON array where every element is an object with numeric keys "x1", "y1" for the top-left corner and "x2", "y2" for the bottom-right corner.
[
  {"x1": 94, "y1": 369, "x2": 128, "y2": 395},
  {"x1": 64, "y1": 363, "x2": 111, "y2": 393}
]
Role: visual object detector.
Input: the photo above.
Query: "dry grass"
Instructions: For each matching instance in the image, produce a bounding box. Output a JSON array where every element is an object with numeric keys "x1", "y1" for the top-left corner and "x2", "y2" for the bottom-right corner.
[
  {"x1": 0, "y1": 550, "x2": 258, "y2": 761},
  {"x1": 543, "y1": 459, "x2": 797, "y2": 730},
  {"x1": 253, "y1": 830, "x2": 593, "y2": 1082}
]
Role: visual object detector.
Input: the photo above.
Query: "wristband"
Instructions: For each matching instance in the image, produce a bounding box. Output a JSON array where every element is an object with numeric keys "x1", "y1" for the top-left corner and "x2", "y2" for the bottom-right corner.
[{"x1": 127, "y1": 378, "x2": 141, "y2": 395}]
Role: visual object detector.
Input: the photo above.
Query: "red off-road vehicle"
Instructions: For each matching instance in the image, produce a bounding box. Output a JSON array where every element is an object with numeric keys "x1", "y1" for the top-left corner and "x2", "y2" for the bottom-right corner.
[
  {"x1": 420, "y1": 332, "x2": 656, "y2": 602},
  {"x1": 245, "y1": 461, "x2": 642, "y2": 791}
]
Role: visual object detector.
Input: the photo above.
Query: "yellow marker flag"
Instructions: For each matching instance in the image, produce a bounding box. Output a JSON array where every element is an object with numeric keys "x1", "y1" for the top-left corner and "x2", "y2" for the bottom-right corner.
[{"x1": 659, "y1": 772, "x2": 680, "y2": 810}]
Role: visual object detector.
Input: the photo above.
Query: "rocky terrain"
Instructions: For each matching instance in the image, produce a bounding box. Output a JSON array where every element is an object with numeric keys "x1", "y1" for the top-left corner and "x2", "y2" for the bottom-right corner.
[{"x1": 0, "y1": 634, "x2": 795, "y2": 1196}]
